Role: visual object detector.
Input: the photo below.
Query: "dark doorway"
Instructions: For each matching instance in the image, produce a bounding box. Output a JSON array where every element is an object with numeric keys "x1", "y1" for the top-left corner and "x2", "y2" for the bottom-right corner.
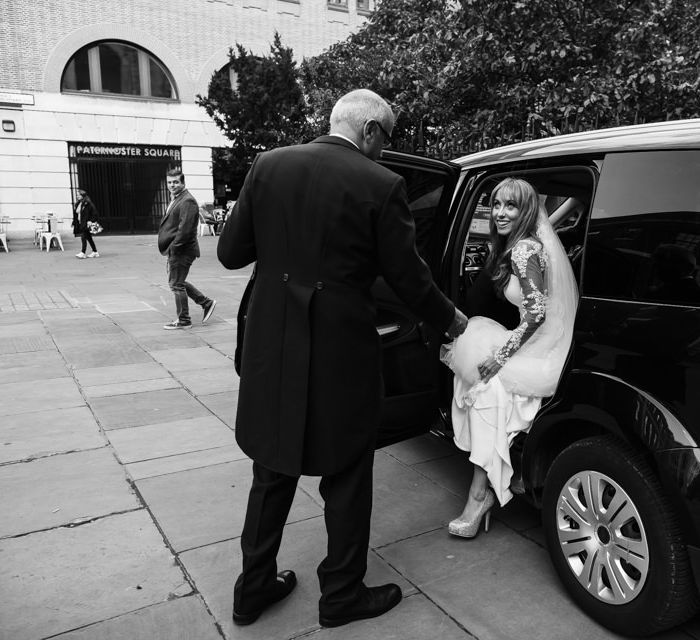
[{"x1": 68, "y1": 143, "x2": 182, "y2": 234}]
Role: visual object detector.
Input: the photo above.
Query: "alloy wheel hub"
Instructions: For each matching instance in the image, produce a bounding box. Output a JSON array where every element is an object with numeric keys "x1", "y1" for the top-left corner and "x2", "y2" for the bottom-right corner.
[{"x1": 555, "y1": 470, "x2": 649, "y2": 604}]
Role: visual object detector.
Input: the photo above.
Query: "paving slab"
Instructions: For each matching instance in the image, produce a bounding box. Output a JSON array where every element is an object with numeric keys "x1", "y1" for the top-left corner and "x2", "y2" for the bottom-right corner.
[
  {"x1": 82, "y1": 376, "x2": 180, "y2": 398},
  {"x1": 42, "y1": 316, "x2": 123, "y2": 337},
  {"x1": 52, "y1": 332, "x2": 136, "y2": 349},
  {"x1": 135, "y1": 459, "x2": 323, "y2": 552},
  {"x1": 88, "y1": 387, "x2": 211, "y2": 430},
  {"x1": 150, "y1": 345, "x2": 232, "y2": 371},
  {"x1": 95, "y1": 299, "x2": 157, "y2": 314},
  {"x1": 126, "y1": 444, "x2": 246, "y2": 480},
  {"x1": 174, "y1": 365, "x2": 236, "y2": 396},
  {"x1": 382, "y1": 432, "x2": 457, "y2": 466},
  {"x1": 411, "y1": 450, "x2": 472, "y2": 498},
  {"x1": 0, "y1": 349, "x2": 68, "y2": 384},
  {"x1": 108, "y1": 310, "x2": 173, "y2": 328},
  {"x1": 0, "y1": 405, "x2": 105, "y2": 464},
  {"x1": 40, "y1": 308, "x2": 103, "y2": 322},
  {"x1": 297, "y1": 451, "x2": 465, "y2": 550},
  {"x1": 0, "y1": 447, "x2": 139, "y2": 537},
  {"x1": 378, "y1": 526, "x2": 624, "y2": 640},
  {"x1": 0, "y1": 376, "x2": 84, "y2": 416},
  {"x1": 193, "y1": 324, "x2": 234, "y2": 342},
  {"x1": 367, "y1": 451, "x2": 465, "y2": 548},
  {"x1": 204, "y1": 337, "x2": 236, "y2": 358},
  {"x1": 179, "y1": 517, "x2": 415, "y2": 640},
  {"x1": 312, "y1": 592, "x2": 468, "y2": 640},
  {"x1": 495, "y1": 494, "x2": 542, "y2": 534},
  {"x1": 0, "y1": 334, "x2": 56, "y2": 355},
  {"x1": 56, "y1": 336, "x2": 152, "y2": 369},
  {"x1": 0, "y1": 310, "x2": 40, "y2": 325},
  {"x1": 108, "y1": 415, "x2": 237, "y2": 464},
  {"x1": 0, "y1": 510, "x2": 191, "y2": 640},
  {"x1": 132, "y1": 331, "x2": 207, "y2": 351},
  {"x1": 73, "y1": 361, "x2": 170, "y2": 387},
  {"x1": 413, "y1": 451, "x2": 542, "y2": 535},
  {"x1": 0, "y1": 348, "x2": 65, "y2": 369},
  {"x1": 0, "y1": 321, "x2": 49, "y2": 338},
  {"x1": 51, "y1": 595, "x2": 223, "y2": 640},
  {"x1": 198, "y1": 391, "x2": 238, "y2": 428}
]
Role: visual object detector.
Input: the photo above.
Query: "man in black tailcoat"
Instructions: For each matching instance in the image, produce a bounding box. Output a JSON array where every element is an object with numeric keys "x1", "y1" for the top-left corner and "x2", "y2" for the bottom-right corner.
[{"x1": 217, "y1": 89, "x2": 467, "y2": 628}]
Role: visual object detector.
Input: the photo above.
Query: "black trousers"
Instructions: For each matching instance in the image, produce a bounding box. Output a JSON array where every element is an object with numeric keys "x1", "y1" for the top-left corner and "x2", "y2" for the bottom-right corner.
[
  {"x1": 233, "y1": 448, "x2": 374, "y2": 615},
  {"x1": 81, "y1": 229, "x2": 96, "y2": 253}
]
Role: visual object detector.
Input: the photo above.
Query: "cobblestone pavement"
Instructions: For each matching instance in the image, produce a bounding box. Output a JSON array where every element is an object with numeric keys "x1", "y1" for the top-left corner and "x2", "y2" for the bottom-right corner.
[{"x1": 1, "y1": 234, "x2": 699, "y2": 640}]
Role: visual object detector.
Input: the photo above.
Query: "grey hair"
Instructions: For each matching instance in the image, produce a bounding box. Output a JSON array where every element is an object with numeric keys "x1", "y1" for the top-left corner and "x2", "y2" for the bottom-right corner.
[{"x1": 330, "y1": 89, "x2": 394, "y2": 132}]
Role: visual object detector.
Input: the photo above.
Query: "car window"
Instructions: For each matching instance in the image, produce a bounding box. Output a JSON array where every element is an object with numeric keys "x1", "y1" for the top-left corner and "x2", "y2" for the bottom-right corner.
[
  {"x1": 465, "y1": 169, "x2": 593, "y2": 268},
  {"x1": 583, "y1": 151, "x2": 700, "y2": 306},
  {"x1": 455, "y1": 168, "x2": 593, "y2": 324},
  {"x1": 387, "y1": 165, "x2": 445, "y2": 261}
]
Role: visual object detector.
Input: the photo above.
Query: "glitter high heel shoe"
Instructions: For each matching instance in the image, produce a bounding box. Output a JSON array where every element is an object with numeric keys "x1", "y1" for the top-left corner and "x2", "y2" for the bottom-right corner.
[{"x1": 448, "y1": 489, "x2": 496, "y2": 538}]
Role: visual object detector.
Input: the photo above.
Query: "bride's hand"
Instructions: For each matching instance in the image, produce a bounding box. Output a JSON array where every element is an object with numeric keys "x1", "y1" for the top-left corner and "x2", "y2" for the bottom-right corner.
[{"x1": 477, "y1": 356, "x2": 501, "y2": 383}]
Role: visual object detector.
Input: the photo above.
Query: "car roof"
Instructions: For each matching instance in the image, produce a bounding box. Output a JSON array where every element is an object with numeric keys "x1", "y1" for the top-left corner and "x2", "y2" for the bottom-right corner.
[{"x1": 453, "y1": 118, "x2": 700, "y2": 168}]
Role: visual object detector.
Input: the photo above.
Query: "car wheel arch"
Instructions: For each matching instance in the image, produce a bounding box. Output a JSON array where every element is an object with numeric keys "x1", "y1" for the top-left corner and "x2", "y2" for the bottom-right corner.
[{"x1": 520, "y1": 369, "x2": 685, "y2": 504}]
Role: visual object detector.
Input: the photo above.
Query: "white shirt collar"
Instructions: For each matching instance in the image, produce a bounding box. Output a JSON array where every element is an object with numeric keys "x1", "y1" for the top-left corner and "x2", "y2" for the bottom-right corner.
[{"x1": 328, "y1": 133, "x2": 359, "y2": 150}]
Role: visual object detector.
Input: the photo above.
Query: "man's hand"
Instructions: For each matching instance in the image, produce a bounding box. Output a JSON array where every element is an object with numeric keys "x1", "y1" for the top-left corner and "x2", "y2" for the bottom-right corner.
[{"x1": 446, "y1": 308, "x2": 468, "y2": 339}]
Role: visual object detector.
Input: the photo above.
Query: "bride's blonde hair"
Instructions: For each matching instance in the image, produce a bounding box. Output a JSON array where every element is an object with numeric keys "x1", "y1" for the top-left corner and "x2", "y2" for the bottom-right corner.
[{"x1": 486, "y1": 177, "x2": 541, "y2": 295}]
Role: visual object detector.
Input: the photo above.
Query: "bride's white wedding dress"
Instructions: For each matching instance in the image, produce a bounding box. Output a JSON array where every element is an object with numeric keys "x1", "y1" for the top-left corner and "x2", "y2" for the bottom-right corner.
[{"x1": 441, "y1": 213, "x2": 578, "y2": 506}]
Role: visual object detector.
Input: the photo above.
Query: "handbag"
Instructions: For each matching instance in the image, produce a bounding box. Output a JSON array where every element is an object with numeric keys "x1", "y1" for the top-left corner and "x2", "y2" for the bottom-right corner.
[{"x1": 88, "y1": 221, "x2": 104, "y2": 234}]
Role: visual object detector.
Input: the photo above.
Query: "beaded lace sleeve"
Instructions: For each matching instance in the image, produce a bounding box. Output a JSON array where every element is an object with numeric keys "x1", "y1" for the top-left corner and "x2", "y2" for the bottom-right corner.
[{"x1": 494, "y1": 239, "x2": 548, "y2": 366}]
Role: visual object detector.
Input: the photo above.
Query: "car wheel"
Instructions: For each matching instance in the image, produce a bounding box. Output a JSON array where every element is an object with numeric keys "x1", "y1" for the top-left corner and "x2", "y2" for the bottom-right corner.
[{"x1": 542, "y1": 435, "x2": 698, "y2": 636}]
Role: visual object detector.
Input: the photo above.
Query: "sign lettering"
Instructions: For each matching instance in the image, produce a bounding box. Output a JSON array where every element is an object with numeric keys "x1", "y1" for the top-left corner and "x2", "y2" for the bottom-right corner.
[{"x1": 68, "y1": 142, "x2": 181, "y2": 161}]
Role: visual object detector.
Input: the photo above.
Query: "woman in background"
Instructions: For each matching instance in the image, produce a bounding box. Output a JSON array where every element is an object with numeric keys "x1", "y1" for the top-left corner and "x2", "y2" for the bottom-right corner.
[{"x1": 72, "y1": 189, "x2": 99, "y2": 258}]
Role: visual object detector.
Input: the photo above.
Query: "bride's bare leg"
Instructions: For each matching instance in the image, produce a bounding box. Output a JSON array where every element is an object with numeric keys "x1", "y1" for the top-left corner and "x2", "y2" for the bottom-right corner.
[
  {"x1": 459, "y1": 465, "x2": 489, "y2": 519},
  {"x1": 448, "y1": 464, "x2": 495, "y2": 537}
]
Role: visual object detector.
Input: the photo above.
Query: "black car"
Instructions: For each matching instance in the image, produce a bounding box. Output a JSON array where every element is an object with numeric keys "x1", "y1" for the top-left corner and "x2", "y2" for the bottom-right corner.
[{"x1": 374, "y1": 119, "x2": 700, "y2": 636}]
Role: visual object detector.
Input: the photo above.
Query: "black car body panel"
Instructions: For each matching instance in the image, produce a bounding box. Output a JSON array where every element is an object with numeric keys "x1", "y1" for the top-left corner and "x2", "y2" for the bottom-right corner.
[{"x1": 376, "y1": 120, "x2": 700, "y2": 611}]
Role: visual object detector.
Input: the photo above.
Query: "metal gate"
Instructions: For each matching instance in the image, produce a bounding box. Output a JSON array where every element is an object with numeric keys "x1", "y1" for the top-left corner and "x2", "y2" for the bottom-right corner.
[{"x1": 68, "y1": 143, "x2": 182, "y2": 233}]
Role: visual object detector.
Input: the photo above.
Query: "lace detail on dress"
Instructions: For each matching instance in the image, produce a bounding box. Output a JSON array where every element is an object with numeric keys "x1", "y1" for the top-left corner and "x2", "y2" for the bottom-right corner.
[
  {"x1": 494, "y1": 239, "x2": 548, "y2": 366},
  {"x1": 525, "y1": 279, "x2": 546, "y2": 322},
  {"x1": 511, "y1": 238, "x2": 547, "y2": 277}
]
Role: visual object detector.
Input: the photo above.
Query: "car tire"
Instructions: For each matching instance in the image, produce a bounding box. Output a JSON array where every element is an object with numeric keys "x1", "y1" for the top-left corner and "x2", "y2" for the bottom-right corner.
[{"x1": 542, "y1": 435, "x2": 699, "y2": 636}]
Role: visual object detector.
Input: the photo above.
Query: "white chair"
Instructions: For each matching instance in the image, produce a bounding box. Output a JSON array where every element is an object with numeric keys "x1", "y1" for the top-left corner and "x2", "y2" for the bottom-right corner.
[
  {"x1": 0, "y1": 216, "x2": 9, "y2": 252},
  {"x1": 32, "y1": 216, "x2": 47, "y2": 246},
  {"x1": 40, "y1": 216, "x2": 64, "y2": 251},
  {"x1": 198, "y1": 212, "x2": 215, "y2": 237}
]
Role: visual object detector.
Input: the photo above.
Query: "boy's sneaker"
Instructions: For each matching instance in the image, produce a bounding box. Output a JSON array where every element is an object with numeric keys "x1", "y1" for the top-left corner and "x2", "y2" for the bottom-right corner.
[
  {"x1": 88, "y1": 251, "x2": 100, "y2": 258},
  {"x1": 163, "y1": 320, "x2": 192, "y2": 330},
  {"x1": 202, "y1": 299, "x2": 217, "y2": 324},
  {"x1": 75, "y1": 252, "x2": 86, "y2": 259}
]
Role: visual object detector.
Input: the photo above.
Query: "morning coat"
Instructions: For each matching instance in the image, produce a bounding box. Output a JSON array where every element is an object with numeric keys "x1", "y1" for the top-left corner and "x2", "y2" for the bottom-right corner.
[{"x1": 217, "y1": 136, "x2": 455, "y2": 477}]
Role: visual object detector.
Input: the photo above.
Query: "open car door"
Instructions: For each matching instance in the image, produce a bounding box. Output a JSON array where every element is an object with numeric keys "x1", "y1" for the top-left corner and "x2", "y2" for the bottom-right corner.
[{"x1": 375, "y1": 152, "x2": 461, "y2": 447}]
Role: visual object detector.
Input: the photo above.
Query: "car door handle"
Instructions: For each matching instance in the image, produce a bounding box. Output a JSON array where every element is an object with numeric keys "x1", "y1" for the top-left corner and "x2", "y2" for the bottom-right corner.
[{"x1": 377, "y1": 323, "x2": 401, "y2": 336}]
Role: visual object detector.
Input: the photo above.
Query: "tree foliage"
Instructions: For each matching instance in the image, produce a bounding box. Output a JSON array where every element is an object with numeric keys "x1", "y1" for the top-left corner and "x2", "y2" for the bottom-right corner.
[
  {"x1": 300, "y1": 0, "x2": 462, "y2": 142},
  {"x1": 302, "y1": 0, "x2": 700, "y2": 152},
  {"x1": 198, "y1": 0, "x2": 700, "y2": 186},
  {"x1": 196, "y1": 32, "x2": 310, "y2": 194}
]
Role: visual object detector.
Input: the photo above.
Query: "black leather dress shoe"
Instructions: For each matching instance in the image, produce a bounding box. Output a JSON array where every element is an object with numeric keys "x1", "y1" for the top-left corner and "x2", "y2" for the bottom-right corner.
[
  {"x1": 233, "y1": 570, "x2": 297, "y2": 625},
  {"x1": 319, "y1": 583, "x2": 402, "y2": 628}
]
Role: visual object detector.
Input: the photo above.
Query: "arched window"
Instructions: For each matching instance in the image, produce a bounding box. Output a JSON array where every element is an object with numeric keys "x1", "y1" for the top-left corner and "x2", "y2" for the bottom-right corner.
[{"x1": 61, "y1": 41, "x2": 177, "y2": 100}]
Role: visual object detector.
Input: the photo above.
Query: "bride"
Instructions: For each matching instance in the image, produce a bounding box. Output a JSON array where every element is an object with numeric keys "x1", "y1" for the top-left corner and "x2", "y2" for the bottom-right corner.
[{"x1": 441, "y1": 177, "x2": 578, "y2": 537}]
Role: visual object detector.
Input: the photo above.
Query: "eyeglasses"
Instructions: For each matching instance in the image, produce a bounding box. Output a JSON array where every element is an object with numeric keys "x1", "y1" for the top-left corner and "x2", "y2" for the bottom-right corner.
[{"x1": 368, "y1": 120, "x2": 392, "y2": 148}]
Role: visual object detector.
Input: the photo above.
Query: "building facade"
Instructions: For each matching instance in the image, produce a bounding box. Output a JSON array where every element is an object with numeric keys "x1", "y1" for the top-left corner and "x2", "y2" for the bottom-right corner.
[{"x1": 0, "y1": 0, "x2": 370, "y2": 235}]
